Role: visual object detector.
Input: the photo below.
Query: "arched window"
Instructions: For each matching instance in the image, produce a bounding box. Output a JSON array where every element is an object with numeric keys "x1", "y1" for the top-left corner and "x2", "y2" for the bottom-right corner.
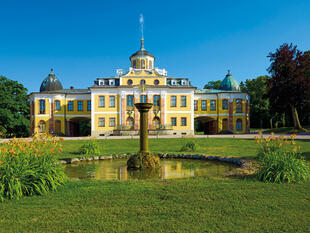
[
  {"x1": 222, "y1": 119, "x2": 228, "y2": 131},
  {"x1": 55, "y1": 120, "x2": 61, "y2": 133},
  {"x1": 222, "y1": 99, "x2": 228, "y2": 110},
  {"x1": 140, "y1": 79, "x2": 146, "y2": 85},
  {"x1": 38, "y1": 120, "x2": 46, "y2": 133},
  {"x1": 153, "y1": 117, "x2": 160, "y2": 129},
  {"x1": 236, "y1": 119, "x2": 242, "y2": 131},
  {"x1": 126, "y1": 117, "x2": 134, "y2": 129},
  {"x1": 127, "y1": 79, "x2": 133, "y2": 85},
  {"x1": 141, "y1": 59, "x2": 145, "y2": 69},
  {"x1": 236, "y1": 99, "x2": 242, "y2": 113},
  {"x1": 133, "y1": 60, "x2": 136, "y2": 68},
  {"x1": 149, "y1": 60, "x2": 152, "y2": 69}
]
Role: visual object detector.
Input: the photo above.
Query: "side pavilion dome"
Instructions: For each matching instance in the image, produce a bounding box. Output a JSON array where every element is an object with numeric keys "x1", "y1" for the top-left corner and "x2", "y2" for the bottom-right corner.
[
  {"x1": 219, "y1": 70, "x2": 240, "y2": 91},
  {"x1": 40, "y1": 69, "x2": 63, "y2": 92}
]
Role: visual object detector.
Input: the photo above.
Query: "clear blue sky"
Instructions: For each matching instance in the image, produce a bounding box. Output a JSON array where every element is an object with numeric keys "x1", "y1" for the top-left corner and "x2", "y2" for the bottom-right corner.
[{"x1": 0, "y1": 0, "x2": 309, "y2": 93}]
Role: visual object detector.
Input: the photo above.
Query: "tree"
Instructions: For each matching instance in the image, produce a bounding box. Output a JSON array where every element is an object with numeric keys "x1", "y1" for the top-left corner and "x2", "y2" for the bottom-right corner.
[
  {"x1": 267, "y1": 43, "x2": 310, "y2": 130},
  {"x1": 240, "y1": 76, "x2": 271, "y2": 128},
  {"x1": 203, "y1": 80, "x2": 222, "y2": 89},
  {"x1": 0, "y1": 76, "x2": 30, "y2": 137}
]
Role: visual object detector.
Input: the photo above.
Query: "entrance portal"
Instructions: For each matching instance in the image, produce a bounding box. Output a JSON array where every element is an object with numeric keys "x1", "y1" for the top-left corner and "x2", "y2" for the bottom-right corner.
[
  {"x1": 194, "y1": 117, "x2": 217, "y2": 134},
  {"x1": 67, "y1": 118, "x2": 91, "y2": 136}
]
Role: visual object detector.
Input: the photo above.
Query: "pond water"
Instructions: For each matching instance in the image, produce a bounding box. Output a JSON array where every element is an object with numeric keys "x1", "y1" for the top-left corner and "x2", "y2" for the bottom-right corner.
[{"x1": 64, "y1": 159, "x2": 239, "y2": 181}]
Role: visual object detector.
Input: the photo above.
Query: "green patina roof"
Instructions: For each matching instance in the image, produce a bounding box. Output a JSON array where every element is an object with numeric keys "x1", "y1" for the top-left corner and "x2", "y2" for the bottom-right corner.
[
  {"x1": 219, "y1": 70, "x2": 240, "y2": 91},
  {"x1": 194, "y1": 89, "x2": 241, "y2": 94},
  {"x1": 40, "y1": 69, "x2": 63, "y2": 92}
]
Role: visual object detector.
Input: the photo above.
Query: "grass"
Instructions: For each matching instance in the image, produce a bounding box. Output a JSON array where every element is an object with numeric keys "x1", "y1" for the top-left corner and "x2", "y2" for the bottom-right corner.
[
  {"x1": 0, "y1": 178, "x2": 310, "y2": 232},
  {"x1": 58, "y1": 137, "x2": 310, "y2": 161},
  {"x1": 1, "y1": 137, "x2": 310, "y2": 232},
  {"x1": 251, "y1": 126, "x2": 310, "y2": 134}
]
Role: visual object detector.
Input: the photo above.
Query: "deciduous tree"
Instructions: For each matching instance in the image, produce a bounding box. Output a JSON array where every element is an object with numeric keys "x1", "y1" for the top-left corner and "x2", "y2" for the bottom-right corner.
[
  {"x1": 267, "y1": 44, "x2": 310, "y2": 130},
  {"x1": 0, "y1": 76, "x2": 29, "y2": 137}
]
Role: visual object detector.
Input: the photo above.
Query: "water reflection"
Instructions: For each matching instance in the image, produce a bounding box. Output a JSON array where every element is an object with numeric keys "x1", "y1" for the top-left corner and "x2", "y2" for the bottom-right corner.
[{"x1": 64, "y1": 159, "x2": 238, "y2": 181}]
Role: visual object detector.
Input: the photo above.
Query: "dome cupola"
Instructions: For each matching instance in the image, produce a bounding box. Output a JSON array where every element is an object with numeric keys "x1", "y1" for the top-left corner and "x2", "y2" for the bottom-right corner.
[
  {"x1": 129, "y1": 38, "x2": 155, "y2": 69},
  {"x1": 220, "y1": 70, "x2": 240, "y2": 91},
  {"x1": 40, "y1": 69, "x2": 63, "y2": 92}
]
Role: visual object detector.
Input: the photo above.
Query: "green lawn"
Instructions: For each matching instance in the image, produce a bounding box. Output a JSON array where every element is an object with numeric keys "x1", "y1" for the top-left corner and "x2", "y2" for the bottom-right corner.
[
  {"x1": 59, "y1": 137, "x2": 310, "y2": 161},
  {"x1": 1, "y1": 138, "x2": 310, "y2": 232},
  {"x1": 0, "y1": 178, "x2": 309, "y2": 232}
]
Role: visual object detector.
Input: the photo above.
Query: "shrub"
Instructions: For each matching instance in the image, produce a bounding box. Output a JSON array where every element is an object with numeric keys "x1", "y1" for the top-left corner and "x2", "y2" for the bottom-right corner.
[
  {"x1": 0, "y1": 134, "x2": 65, "y2": 201},
  {"x1": 79, "y1": 140, "x2": 101, "y2": 155},
  {"x1": 180, "y1": 141, "x2": 197, "y2": 152},
  {"x1": 257, "y1": 150, "x2": 310, "y2": 183},
  {"x1": 255, "y1": 132, "x2": 310, "y2": 183}
]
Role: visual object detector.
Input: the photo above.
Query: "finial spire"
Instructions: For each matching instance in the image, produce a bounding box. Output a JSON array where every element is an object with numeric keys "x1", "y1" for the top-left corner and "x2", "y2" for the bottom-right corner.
[
  {"x1": 50, "y1": 68, "x2": 54, "y2": 74},
  {"x1": 139, "y1": 14, "x2": 145, "y2": 51},
  {"x1": 227, "y1": 69, "x2": 231, "y2": 75}
]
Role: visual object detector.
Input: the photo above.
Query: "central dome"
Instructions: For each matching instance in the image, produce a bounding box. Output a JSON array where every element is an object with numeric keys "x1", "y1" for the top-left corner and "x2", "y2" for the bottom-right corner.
[
  {"x1": 40, "y1": 69, "x2": 63, "y2": 92},
  {"x1": 129, "y1": 38, "x2": 155, "y2": 69}
]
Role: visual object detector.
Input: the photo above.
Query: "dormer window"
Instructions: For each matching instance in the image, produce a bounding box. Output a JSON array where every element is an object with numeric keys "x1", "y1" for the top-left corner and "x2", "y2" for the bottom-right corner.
[
  {"x1": 133, "y1": 60, "x2": 136, "y2": 68},
  {"x1": 171, "y1": 79, "x2": 177, "y2": 86},
  {"x1": 109, "y1": 79, "x2": 115, "y2": 86},
  {"x1": 99, "y1": 81, "x2": 104, "y2": 86},
  {"x1": 181, "y1": 80, "x2": 187, "y2": 85}
]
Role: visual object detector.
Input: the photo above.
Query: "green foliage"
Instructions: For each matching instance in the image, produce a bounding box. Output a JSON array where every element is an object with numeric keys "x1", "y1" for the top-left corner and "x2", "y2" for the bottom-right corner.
[
  {"x1": 180, "y1": 141, "x2": 197, "y2": 152},
  {"x1": 255, "y1": 133, "x2": 310, "y2": 183},
  {"x1": 79, "y1": 140, "x2": 101, "y2": 155},
  {"x1": 0, "y1": 76, "x2": 30, "y2": 138},
  {"x1": 203, "y1": 80, "x2": 222, "y2": 89},
  {"x1": 0, "y1": 134, "x2": 65, "y2": 201},
  {"x1": 257, "y1": 151, "x2": 310, "y2": 183}
]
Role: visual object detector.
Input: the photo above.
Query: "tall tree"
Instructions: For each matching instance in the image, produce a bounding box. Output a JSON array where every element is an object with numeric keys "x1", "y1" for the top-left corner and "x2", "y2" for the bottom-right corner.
[
  {"x1": 267, "y1": 44, "x2": 310, "y2": 130},
  {"x1": 203, "y1": 80, "x2": 222, "y2": 89},
  {"x1": 0, "y1": 76, "x2": 30, "y2": 137},
  {"x1": 240, "y1": 76, "x2": 271, "y2": 128}
]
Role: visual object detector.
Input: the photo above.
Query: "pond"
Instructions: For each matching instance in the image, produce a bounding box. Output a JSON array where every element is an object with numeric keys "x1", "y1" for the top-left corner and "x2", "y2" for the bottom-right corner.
[{"x1": 64, "y1": 159, "x2": 239, "y2": 181}]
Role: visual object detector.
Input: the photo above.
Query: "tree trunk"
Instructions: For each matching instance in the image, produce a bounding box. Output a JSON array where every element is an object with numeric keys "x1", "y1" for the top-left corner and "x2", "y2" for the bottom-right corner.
[{"x1": 290, "y1": 105, "x2": 302, "y2": 129}]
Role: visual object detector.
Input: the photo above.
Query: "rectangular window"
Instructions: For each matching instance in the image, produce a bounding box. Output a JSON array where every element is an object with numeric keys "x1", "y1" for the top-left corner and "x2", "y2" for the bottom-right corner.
[
  {"x1": 181, "y1": 96, "x2": 187, "y2": 107},
  {"x1": 87, "y1": 100, "x2": 91, "y2": 111},
  {"x1": 236, "y1": 99, "x2": 243, "y2": 113},
  {"x1": 140, "y1": 95, "x2": 147, "y2": 103},
  {"x1": 194, "y1": 100, "x2": 198, "y2": 111},
  {"x1": 39, "y1": 100, "x2": 46, "y2": 114},
  {"x1": 68, "y1": 101, "x2": 74, "y2": 112},
  {"x1": 222, "y1": 99, "x2": 228, "y2": 110},
  {"x1": 99, "y1": 96, "x2": 105, "y2": 107},
  {"x1": 127, "y1": 95, "x2": 134, "y2": 106},
  {"x1": 99, "y1": 118, "x2": 105, "y2": 127},
  {"x1": 210, "y1": 100, "x2": 216, "y2": 111},
  {"x1": 55, "y1": 100, "x2": 61, "y2": 111},
  {"x1": 171, "y1": 117, "x2": 177, "y2": 126},
  {"x1": 109, "y1": 96, "x2": 115, "y2": 107},
  {"x1": 170, "y1": 96, "x2": 176, "y2": 107},
  {"x1": 153, "y1": 95, "x2": 160, "y2": 106},
  {"x1": 78, "y1": 101, "x2": 83, "y2": 111},
  {"x1": 181, "y1": 117, "x2": 187, "y2": 126},
  {"x1": 201, "y1": 100, "x2": 207, "y2": 111},
  {"x1": 109, "y1": 118, "x2": 116, "y2": 127}
]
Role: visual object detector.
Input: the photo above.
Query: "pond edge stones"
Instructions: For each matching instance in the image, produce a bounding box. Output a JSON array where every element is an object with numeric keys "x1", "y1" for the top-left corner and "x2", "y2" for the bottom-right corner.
[{"x1": 57, "y1": 154, "x2": 252, "y2": 171}]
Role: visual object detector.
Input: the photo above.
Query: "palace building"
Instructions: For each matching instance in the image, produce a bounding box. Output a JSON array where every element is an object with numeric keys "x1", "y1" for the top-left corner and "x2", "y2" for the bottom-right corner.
[{"x1": 29, "y1": 38, "x2": 250, "y2": 136}]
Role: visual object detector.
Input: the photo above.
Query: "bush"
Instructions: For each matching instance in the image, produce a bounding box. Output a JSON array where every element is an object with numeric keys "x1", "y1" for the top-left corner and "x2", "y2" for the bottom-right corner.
[
  {"x1": 255, "y1": 132, "x2": 310, "y2": 183},
  {"x1": 79, "y1": 140, "x2": 100, "y2": 155},
  {"x1": 0, "y1": 134, "x2": 65, "y2": 201},
  {"x1": 257, "y1": 151, "x2": 310, "y2": 183},
  {"x1": 180, "y1": 141, "x2": 197, "y2": 152}
]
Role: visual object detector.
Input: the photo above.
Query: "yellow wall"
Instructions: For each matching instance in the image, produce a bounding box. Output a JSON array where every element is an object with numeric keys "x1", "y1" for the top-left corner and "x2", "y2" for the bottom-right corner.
[
  {"x1": 166, "y1": 113, "x2": 192, "y2": 130},
  {"x1": 166, "y1": 94, "x2": 192, "y2": 112},
  {"x1": 121, "y1": 76, "x2": 164, "y2": 86},
  {"x1": 94, "y1": 113, "x2": 120, "y2": 131},
  {"x1": 93, "y1": 94, "x2": 119, "y2": 112}
]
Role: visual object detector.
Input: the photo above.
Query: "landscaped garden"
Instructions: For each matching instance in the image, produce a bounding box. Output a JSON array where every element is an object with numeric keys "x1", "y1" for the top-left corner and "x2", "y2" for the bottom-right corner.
[{"x1": 0, "y1": 135, "x2": 310, "y2": 232}]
